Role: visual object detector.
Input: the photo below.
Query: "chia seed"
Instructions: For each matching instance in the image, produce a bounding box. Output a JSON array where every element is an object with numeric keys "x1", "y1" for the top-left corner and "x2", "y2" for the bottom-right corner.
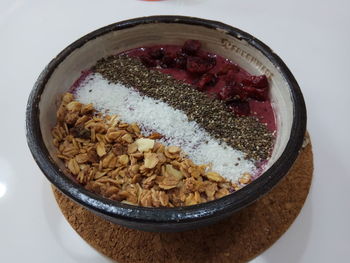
[{"x1": 92, "y1": 55, "x2": 274, "y2": 160}]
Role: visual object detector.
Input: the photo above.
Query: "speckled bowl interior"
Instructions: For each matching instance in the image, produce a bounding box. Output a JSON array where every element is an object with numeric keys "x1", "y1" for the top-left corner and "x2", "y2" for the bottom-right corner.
[{"x1": 26, "y1": 16, "x2": 306, "y2": 232}]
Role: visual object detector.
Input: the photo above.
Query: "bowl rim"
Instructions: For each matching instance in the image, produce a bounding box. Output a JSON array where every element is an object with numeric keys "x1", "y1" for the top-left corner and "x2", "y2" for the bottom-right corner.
[{"x1": 26, "y1": 15, "x2": 307, "y2": 225}]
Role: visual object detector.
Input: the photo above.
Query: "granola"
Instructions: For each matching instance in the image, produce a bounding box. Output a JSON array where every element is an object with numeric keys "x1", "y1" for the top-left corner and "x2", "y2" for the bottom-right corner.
[{"x1": 52, "y1": 93, "x2": 252, "y2": 207}]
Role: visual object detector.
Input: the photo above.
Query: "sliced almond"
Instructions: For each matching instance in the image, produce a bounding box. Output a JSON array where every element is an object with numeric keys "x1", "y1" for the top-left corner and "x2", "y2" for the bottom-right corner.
[
  {"x1": 135, "y1": 138, "x2": 154, "y2": 152},
  {"x1": 239, "y1": 172, "x2": 252, "y2": 184},
  {"x1": 167, "y1": 146, "x2": 180, "y2": 154},
  {"x1": 205, "y1": 171, "x2": 225, "y2": 182},
  {"x1": 144, "y1": 153, "x2": 159, "y2": 169},
  {"x1": 165, "y1": 164, "x2": 183, "y2": 180},
  {"x1": 121, "y1": 133, "x2": 133, "y2": 143},
  {"x1": 130, "y1": 123, "x2": 141, "y2": 133},
  {"x1": 147, "y1": 132, "x2": 163, "y2": 139},
  {"x1": 157, "y1": 152, "x2": 167, "y2": 163},
  {"x1": 215, "y1": 188, "x2": 230, "y2": 199},
  {"x1": 159, "y1": 191, "x2": 169, "y2": 207},
  {"x1": 75, "y1": 153, "x2": 89, "y2": 164},
  {"x1": 67, "y1": 158, "x2": 80, "y2": 175},
  {"x1": 96, "y1": 141, "x2": 106, "y2": 157},
  {"x1": 106, "y1": 131, "x2": 121, "y2": 141},
  {"x1": 119, "y1": 154, "x2": 129, "y2": 166},
  {"x1": 66, "y1": 101, "x2": 82, "y2": 112},
  {"x1": 185, "y1": 193, "x2": 198, "y2": 206},
  {"x1": 129, "y1": 164, "x2": 140, "y2": 174},
  {"x1": 127, "y1": 143, "x2": 138, "y2": 154},
  {"x1": 102, "y1": 152, "x2": 114, "y2": 168},
  {"x1": 62, "y1": 93, "x2": 74, "y2": 104},
  {"x1": 80, "y1": 103, "x2": 94, "y2": 114},
  {"x1": 158, "y1": 174, "x2": 180, "y2": 190}
]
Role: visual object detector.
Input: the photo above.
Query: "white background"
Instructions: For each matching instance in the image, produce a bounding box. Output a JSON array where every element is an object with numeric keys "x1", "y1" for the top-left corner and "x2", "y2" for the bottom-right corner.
[{"x1": 0, "y1": 0, "x2": 349, "y2": 262}]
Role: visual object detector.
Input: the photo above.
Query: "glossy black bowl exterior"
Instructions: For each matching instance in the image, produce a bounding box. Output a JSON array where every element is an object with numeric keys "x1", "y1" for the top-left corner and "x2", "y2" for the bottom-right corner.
[{"x1": 26, "y1": 16, "x2": 306, "y2": 232}]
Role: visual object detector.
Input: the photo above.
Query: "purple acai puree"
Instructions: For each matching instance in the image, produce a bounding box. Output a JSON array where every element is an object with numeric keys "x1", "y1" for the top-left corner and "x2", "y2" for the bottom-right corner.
[{"x1": 69, "y1": 70, "x2": 92, "y2": 93}]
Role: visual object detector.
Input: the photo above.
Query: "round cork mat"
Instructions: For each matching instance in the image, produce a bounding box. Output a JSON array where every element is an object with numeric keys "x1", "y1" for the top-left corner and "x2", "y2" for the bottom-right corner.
[{"x1": 53, "y1": 134, "x2": 313, "y2": 263}]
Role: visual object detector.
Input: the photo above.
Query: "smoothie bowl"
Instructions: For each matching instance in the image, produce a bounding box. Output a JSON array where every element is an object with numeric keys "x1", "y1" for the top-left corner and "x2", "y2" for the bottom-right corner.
[{"x1": 26, "y1": 16, "x2": 306, "y2": 232}]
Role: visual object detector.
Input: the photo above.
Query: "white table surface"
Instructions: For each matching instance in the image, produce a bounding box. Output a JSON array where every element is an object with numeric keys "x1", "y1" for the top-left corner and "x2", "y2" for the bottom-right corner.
[{"x1": 1, "y1": 0, "x2": 349, "y2": 262}]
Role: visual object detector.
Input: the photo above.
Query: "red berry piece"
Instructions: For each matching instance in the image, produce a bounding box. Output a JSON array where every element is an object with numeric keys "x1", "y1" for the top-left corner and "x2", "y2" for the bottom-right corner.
[
  {"x1": 224, "y1": 69, "x2": 238, "y2": 84},
  {"x1": 218, "y1": 86, "x2": 234, "y2": 101},
  {"x1": 242, "y1": 86, "x2": 268, "y2": 101},
  {"x1": 160, "y1": 55, "x2": 175, "y2": 68},
  {"x1": 219, "y1": 85, "x2": 249, "y2": 102},
  {"x1": 140, "y1": 55, "x2": 157, "y2": 67},
  {"x1": 182, "y1": 40, "x2": 201, "y2": 55},
  {"x1": 241, "y1": 77, "x2": 253, "y2": 86},
  {"x1": 197, "y1": 73, "x2": 217, "y2": 90},
  {"x1": 240, "y1": 75, "x2": 268, "y2": 89},
  {"x1": 186, "y1": 56, "x2": 215, "y2": 74},
  {"x1": 231, "y1": 85, "x2": 248, "y2": 101},
  {"x1": 251, "y1": 75, "x2": 268, "y2": 89},
  {"x1": 174, "y1": 53, "x2": 188, "y2": 69},
  {"x1": 205, "y1": 56, "x2": 217, "y2": 67},
  {"x1": 148, "y1": 47, "x2": 165, "y2": 60},
  {"x1": 228, "y1": 101, "x2": 251, "y2": 116}
]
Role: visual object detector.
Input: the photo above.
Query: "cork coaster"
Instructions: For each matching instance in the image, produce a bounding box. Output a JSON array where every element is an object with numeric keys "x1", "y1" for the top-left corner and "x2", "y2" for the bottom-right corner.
[{"x1": 53, "y1": 135, "x2": 313, "y2": 263}]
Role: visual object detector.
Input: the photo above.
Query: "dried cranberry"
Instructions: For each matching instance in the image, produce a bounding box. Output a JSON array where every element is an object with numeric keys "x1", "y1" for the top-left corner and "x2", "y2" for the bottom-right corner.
[
  {"x1": 182, "y1": 40, "x2": 201, "y2": 55},
  {"x1": 208, "y1": 56, "x2": 217, "y2": 69},
  {"x1": 242, "y1": 86, "x2": 268, "y2": 101},
  {"x1": 140, "y1": 55, "x2": 157, "y2": 67},
  {"x1": 160, "y1": 55, "x2": 176, "y2": 68},
  {"x1": 197, "y1": 73, "x2": 217, "y2": 90},
  {"x1": 224, "y1": 69, "x2": 238, "y2": 84},
  {"x1": 240, "y1": 75, "x2": 268, "y2": 89},
  {"x1": 228, "y1": 101, "x2": 251, "y2": 116},
  {"x1": 219, "y1": 84, "x2": 249, "y2": 102},
  {"x1": 148, "y1": 47, "x2": 165, "y2": 60},
  {"x1": 218, "y1": 86, "x2": 234, "y2": 101},
  {"x1": 231, "y1": 85, "x2": 249, "y2": 101},
  {"x1": 174, "y1": 52, "x2": 188, "y2": 69},
  {"x1": 241, "y1": 77, "x2": 253, "y2": 86},
  {"x1": 186, "y1": 56, "x2": 215, "y2": 74},
  {"x1": 251, "y1": 75, "x2": 268, "y2": 89}
]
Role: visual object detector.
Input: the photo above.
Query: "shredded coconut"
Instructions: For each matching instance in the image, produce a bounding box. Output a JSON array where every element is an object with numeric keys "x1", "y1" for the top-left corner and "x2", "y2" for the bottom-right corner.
[{"x1": 75, "y1": 73, "x2": 256, "y2": 182}]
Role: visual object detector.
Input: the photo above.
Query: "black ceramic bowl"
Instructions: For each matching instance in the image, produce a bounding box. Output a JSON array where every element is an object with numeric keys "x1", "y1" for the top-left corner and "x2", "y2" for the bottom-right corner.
[{"x1": 26, "y1": 16, "x2": 306, "y2": 232}]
